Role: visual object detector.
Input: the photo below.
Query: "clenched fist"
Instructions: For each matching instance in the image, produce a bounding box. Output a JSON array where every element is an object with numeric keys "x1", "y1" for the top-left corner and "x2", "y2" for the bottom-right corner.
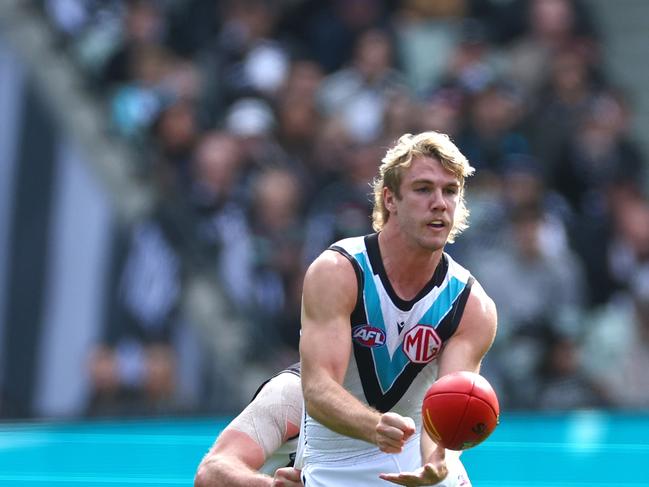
[{"x1": 376, "y1": 412, "x2": 416, "y2": 454}]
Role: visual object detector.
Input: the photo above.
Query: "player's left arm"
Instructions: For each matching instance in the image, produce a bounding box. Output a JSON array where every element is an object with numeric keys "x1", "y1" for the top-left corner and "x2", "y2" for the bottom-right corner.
[{"x1": 437, "y1": 279, "x2": 497, "y2": 377}]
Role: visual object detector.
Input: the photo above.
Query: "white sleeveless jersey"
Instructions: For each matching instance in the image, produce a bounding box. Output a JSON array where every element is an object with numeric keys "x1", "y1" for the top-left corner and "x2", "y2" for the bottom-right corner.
[{"x1": 302, "y1": 234, "x2": 474, "y2": 464}]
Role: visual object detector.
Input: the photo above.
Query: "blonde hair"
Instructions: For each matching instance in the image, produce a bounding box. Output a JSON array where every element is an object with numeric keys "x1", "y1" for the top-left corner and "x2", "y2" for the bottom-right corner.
[{"x1": 371, "y1": 131, "x2": 475, "y2": 242}]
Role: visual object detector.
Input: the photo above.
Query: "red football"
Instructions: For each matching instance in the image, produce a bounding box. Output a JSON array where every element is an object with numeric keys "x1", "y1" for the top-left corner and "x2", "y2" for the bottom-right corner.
[{"x1": 421, "y1": 371, "x2": 499, "y2": 451}]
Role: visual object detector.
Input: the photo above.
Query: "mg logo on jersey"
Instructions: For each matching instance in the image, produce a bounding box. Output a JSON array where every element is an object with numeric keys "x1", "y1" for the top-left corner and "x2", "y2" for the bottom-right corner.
[
  {"x1": 402, "y1": 325, "x2": 442, "y2": 363},
  {"x1": 352, "y1": 325, "x2": 386, "y2": 348}
]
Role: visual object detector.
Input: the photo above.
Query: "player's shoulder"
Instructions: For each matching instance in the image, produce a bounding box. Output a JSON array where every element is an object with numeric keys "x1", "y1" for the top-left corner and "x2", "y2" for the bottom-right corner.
[
  {"x1": 307, "y1": 235, "x2": 367, "y2": 275},
  {"x1": 466, "y1": 277, "x2": 496, "y2": 317},
  {"x1": 256, "y1": 366, "x2": 301, "y2": 401},
  {"x1": 304, "y1": 247, "x2": 358, "y2": 291},
  {"x1": 445, "y1": 253, "x2": 495, "y2": 317},
  {"x1": 462, "y1": 277, "x2": 497, "y2": 341}
]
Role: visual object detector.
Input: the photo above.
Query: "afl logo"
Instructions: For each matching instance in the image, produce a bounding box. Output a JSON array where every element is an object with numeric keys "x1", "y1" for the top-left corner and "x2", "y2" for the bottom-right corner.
[
  {"x1": 352, "y1": 325, "x2": 386, "y2": 348},
  {"x1": 402, "y1": 325, "x2": 442, "y2": 363}
]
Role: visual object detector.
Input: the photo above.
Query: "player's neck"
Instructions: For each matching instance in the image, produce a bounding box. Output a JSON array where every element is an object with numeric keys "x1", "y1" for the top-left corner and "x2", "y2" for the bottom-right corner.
[{"x1": 377, "y1": 228, "x2": 444, "y2": 299}]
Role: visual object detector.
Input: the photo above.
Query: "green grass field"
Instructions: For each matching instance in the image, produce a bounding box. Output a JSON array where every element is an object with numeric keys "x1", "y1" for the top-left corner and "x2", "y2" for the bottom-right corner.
[{"x1": 0, "y1": 411, "x2": 647, "y2": 486}]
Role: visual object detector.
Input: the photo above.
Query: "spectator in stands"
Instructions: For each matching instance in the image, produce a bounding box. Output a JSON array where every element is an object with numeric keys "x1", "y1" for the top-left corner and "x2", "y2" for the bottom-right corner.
[
  {"x1": 468, "y1": 203, "x2": 586, "y2": 408},
  {"x1": 438, "y1": 17, "x2": 499, "y2": 95},
  {"x1": 526, "y1": 42, "x2": 601, "y2": 177},
  {"x1": 504, "y1": 0, "x2": 600, "y2": 100},
  {"x1": 285, "y1": 0, "x2": 390, "y2": 73},
  {"x1": 581, "y1": 272, "x2": 649, "y2": 408},
  {"x1": 456, "y1": 79, "x2": 530, "y2": 179},
  {"x1": 196, "y1": 0, "x2": 290, "y2": 120},
  {"x1": 246, "y1": 168, "x2": 305, "y2": 364},
  {"x1": 417, "y1": 83, "x2": 466, "y2": 139},
  {"x1": 557, "y1": 92, "x2": 647, "y2": 305},
  {"x1": 88, "y1": 218, "x2": 182, "y2": 416},
  {"x1": 552, "y1": 91, "x2": 645, "y2": 218},
  {"x1": 150, "y1": 97, "x2": 201, "y2": 191},
  {"x1": 188, "y1": 130, "x2": 255, "y2": 311},
  {"x1": 392, "y1": 0, "x2": 468, "y2": 93},
  {"x1": 536, "y1": 328, "x2": 609, "y2": 410},
  {"x1": 302, "y1": 142, "x2": 378, "y2": 265},
  {"x1": 317, "y1": 28, "x2": 408, "y2": 143}
]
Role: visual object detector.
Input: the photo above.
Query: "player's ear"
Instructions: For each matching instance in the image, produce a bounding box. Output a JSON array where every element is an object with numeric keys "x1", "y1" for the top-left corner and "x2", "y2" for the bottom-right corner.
[{"x1": 383, "y1": 187, "x2": 396, "y2": 213}]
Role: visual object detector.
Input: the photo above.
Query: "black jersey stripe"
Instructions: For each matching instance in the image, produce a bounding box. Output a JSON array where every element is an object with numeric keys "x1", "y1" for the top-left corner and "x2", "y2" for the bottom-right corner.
[
  {"x1": 328, "y1": 245, "x2": 365, "y2": 325},
  {"x1": 435, "y1": 277, "x2": 474, "y2": 341}
]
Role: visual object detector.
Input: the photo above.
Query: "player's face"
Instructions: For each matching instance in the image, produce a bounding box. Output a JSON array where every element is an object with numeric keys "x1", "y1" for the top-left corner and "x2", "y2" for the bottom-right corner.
[{"x1": 388, "y1": 156, "x2": 460, "y2": 251}]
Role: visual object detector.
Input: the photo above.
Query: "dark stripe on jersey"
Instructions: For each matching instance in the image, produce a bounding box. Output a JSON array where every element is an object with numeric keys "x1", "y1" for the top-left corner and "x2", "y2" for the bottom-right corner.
[
  {"x1": 373, "y1": 362, "x2": 429, "y2": 412},
  {"x1": 435, "y1": 276, "x2": 474, "y2": 341},
  {"x1": 328, "y1": 245, "x2": 365, "y2": 325},
  {"x1": 364, "y1": 233, "x2": 448, "y2": 311}
]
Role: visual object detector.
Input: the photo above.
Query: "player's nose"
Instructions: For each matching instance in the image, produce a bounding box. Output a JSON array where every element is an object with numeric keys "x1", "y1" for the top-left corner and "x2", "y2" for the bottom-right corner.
[{"x1": 429, "y1": 188, "x2": 447, "y2": 210}]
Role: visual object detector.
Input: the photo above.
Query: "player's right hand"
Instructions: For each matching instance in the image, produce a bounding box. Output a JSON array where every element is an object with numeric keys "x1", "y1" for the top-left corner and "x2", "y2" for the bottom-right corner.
[
  {"x1": 272, "y1": 467, "x2": 303, "y2": 487},
  {"x1": 376, "y1": 412, "x2": 416, "y2": 453}
]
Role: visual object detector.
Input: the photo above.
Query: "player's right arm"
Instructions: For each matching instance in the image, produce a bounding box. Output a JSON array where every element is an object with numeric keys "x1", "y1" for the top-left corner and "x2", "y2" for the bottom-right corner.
[{"x1": 299, "y1": 250, "x2": 415, "y2": 453}]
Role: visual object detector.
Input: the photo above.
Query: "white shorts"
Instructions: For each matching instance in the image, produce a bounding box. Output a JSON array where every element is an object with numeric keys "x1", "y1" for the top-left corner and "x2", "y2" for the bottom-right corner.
[{"x1": 301, "y1": 437, "x2": 471, "y2": 487}]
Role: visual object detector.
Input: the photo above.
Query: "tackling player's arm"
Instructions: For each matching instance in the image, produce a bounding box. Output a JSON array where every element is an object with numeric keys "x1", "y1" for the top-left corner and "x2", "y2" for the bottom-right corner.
[
  {"x1": 300, "y1": 251, "x2": 415, "y2": 453},
  {"x1": 194, "y1": 373, "x2": 302, "y2": 487}
]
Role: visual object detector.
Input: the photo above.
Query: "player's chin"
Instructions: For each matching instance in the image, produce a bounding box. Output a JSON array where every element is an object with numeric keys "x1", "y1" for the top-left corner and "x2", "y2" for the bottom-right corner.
[{"x1": 420, "y1": 234, "x2": 447, "y2": 250}]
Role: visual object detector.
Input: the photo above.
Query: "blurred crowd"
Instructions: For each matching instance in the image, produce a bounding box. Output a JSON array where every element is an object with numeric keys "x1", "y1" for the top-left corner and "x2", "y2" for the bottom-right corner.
[{"x1": 36, "y1": 0, "x2": 649, "y2": 414}]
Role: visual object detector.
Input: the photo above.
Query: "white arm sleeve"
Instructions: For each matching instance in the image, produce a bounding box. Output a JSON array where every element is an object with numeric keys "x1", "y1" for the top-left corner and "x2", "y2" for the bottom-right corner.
[{"x1": 227, "y1": 371, "x2": 302, "y2": 459}]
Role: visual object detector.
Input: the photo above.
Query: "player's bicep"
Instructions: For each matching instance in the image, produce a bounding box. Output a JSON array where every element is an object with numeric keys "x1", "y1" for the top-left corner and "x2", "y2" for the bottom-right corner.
[
  {"x1": 299, "y1": 251, "x2": 357, "y2": 385},
  {"x1": 438, "y1": 281, "x2": 497, "y2": 377}
]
